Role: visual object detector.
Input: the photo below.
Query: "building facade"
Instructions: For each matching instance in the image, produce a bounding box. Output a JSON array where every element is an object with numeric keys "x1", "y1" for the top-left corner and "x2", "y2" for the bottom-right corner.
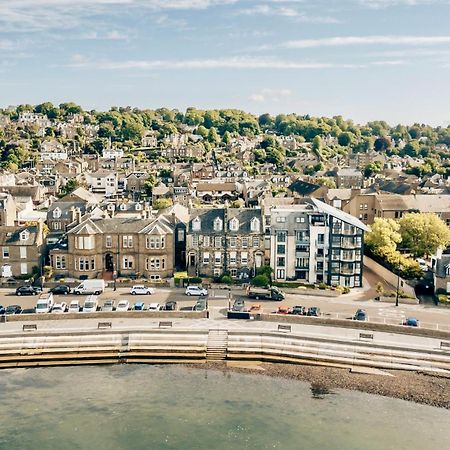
[
  {"x1": 187, "y1": 208, "x2": 265, "y2": 279},
  {"x1": 269, "y1": 199, "x2": 367, "y2": 287}
]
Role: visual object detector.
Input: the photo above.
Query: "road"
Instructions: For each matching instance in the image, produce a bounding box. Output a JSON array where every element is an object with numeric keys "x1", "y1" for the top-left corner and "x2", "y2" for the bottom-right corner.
[{"x1": 2, "y1": 286, "x2": 450, "y2": 329}]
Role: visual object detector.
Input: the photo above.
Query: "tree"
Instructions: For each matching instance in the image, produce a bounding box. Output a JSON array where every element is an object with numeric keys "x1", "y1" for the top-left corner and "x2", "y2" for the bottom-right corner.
[
  {"x1": 337, "y1": 132, "x2": 353, "y2": 146},
  {"x1": 207, "y1": 127, "x2": 220, "y2": 145},
  {"x1": 365, "y1": 218, "x2": 402, "y2": 254},
  {"x1": 59, "y1": 178, "x2": 79, "y2": 197},
  {"x1": 399, "y1": 213, "x2": 450, "y2": 257},
  {"x1": 143, "y1": 175, "x2": 156, "y2": 196},
  {"x1": 312, "y1": 135, "x2": 322, "y2": 154},
  {"x1": 152, "y1": 198, "x2": 173, "y2": 210},
  {"x1": 374, "y1": 136, "x2": 391, "y2": 152},
  {"x1": 364, "y1": 160, "x2": 383, "y2": 178},
  {"x1": 250, "y1": 274, "x2": 270, "y2": 287}
]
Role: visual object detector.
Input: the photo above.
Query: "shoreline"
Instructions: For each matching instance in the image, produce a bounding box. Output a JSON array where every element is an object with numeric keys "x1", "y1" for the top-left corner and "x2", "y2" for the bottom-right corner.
[{"x1": 187, "y1": 361, "x2": 450, "y2": 409}]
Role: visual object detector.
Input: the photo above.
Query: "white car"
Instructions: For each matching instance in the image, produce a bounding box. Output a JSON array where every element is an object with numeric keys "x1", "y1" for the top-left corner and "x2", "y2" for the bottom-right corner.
[
  {"x1": 130, "y1": 285, "x2": 155, "y2": 295},
  {"x1": 116, "y1": 300, "x2": 130, "y2": 312},
  {"x1": 147, "y1": 302, "x2": 162, "y2": 311},
  {"x1": 51, "y1": 302, "x2": 67, "y2": 314},
  {"x1": 68, "y1": 300, "x2": 81, "y2": 313},
  {"x1": 416, "y1": 258, "x2": 428, "y2": 271},
  {"x1": 185, "y1": 285, "x2": 208, "y2": 296},
  {"x1": 83, "y1": 295, "x2": 98, "y2": 313}
]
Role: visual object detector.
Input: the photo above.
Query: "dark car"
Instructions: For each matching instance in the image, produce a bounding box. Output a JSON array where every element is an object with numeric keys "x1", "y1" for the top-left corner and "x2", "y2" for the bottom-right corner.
[
  {"x1": 0, "y1": 305, "x2": 5, "y2": 315},
  {"x1": 403, "y1": 317, "x2": 419, "y2": 327},
  {"x1": 291, "y1": 305, "x2": 305, "y2": 315},
  {"x1": 49, "y1": 285, "x2": 71, "y2": 295},
  {"x1": 5, "y1": 305, "x2": 22, "y2": 314},
  {"x1": 307, "y1": 307, "x2": 320, "y2": 317},
  {"x1": 15, "y1": 286, "x2": 41, "y2": 296},
  {"x1": 164, "y1": 301, "x2": 177, "y2": 311},
  {"x1": 353, "y1": 309, "x2": 367, "y2": 321},
  {"x1": 232, "y1": 299, "x2": 245, "y2": 312}
]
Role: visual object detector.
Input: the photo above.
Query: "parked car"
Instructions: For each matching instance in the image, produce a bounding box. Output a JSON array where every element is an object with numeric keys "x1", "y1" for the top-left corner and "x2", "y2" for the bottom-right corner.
[
  {"x1": 276, "y1": 305, "x2": 290, "y2": 314},
  {"x1": 193, "y1": 299, "x2": 207, "y2": 311},
  {"x1": 83, "y1": 295, "x2": 99, "y2": 313},
  {"x1": 291, "y1": 305, "x2": 305, "y2": 315},
  {"x1": 307, "y1": 307, "x2": 320, "y2": 317},
  {"x1": 73, "y1": 280, "x2": 105, "y2": 295},
  {"x1": 68, "y1": 300, "x2": 81, "y2": 313},
  {"x1": 35, "y1": 293, "x2": 55, "y2": 314},
  {"x1": 164, "y1": 301, "x2": 177, "y2": 311},
  {"x1": 416, "y1": 259, "x2": 428, "y2": 272},
  {"x1": 102, "y1": 300, "x2": 115, "y2": 312},
  {"x1": 0, "y1": 305, "x2": 5, "y2": 315},
  {"x1": 49, "y1": 285, "x2": 71, "y2": 295},
  {"x1": 148, "y1": 302, "x2": 163, "y2": 311},
  {"x1": 133, "y1": 302, "x2": 146, "y2": 311},
  {"x1": 232, "y1": 299, "x2": 245, "y2": 312},
  {"x1": 51, "y1": 302, "x2": 68, "y2": 314},
  {"x1": 353, "y1": 309, "x2": 367, "y2": 321},
  {"x1": 116, "y1": 300, "x2": 130, "y2": 312},
  {"x1": 16, "y1": 285, "x2": 41, "y2": 296},
  {"x1": 185, "y1": 285, "x2": 208, "y2": 296},
  {"x1": 249, "y1": 303, "x2": 261, "y2": 312},
  {"x1": 403, "y1": 317, "x2": 419, "y2": 327},
  {"x1": 130, "y1": 285, "x2": 155, "y2": 295},
  {"x1": 5, "y1": 305, "x2": 22, "y2": 314}
]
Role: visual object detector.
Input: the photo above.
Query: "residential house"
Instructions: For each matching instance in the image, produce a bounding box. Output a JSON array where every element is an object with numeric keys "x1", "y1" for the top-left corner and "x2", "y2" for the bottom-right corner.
[
  {"x1": 85, "y1": 170, "x2": 118, "y2": 197},
  {"x1": 0, "y1": 223, "x2": 44, "y2": 278},
  {"x1": 40, "y1": 140, "x2": 68, "y2": 161},
  {"x1": 335, "y1": 168, "x2": 363, "y2": 189},
  {"x1": 195, "y1": 182, "x2": 241, "y2": 203},
  {"x1": 269, "y1": 199, "x2": 367, "y2": 287},
  {"x1": 49, "y1": 214, "x2": 175, "y2": 280},
  {"x1": 433, "y1": 246, "x2": 450, "y2": 294},
  {"x1": 0, "y1": 193, "x2": 17, "y2": 226},
  {"x1": 186, "y1": 208, "x2": 265, "y2": 279}
]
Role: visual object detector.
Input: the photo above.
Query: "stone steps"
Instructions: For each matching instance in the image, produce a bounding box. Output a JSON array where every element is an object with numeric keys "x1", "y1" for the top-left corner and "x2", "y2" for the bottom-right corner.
[{"x1": 206, "y1": 329, "x2": 228, "y2": 360}]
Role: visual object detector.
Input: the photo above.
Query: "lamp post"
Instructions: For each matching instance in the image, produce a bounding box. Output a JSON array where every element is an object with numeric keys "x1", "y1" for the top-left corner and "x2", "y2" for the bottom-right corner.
[{"x1": 395, "y1": 251, "x2": 401, "y2": 307}]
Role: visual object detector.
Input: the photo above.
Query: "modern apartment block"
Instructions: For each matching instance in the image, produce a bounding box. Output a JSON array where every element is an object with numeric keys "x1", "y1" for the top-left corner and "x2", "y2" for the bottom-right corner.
[
  {"x1": 186, "y1": 208, "x2": 265, "y2": 279},
  {"x1": 269, "y1": 198, "x2": 367, "y2": 288}
]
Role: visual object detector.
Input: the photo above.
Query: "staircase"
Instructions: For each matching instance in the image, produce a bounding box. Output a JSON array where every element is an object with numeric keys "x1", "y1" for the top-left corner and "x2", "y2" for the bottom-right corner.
[{"x1": 206, "y1": 329, "x2": 228, "y2": 361}]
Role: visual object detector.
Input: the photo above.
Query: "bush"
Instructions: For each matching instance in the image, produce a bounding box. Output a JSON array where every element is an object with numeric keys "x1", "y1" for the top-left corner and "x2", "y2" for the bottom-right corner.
[
  {"x1": 318, "y1": 282, "x2": 327, "y2": 290},
  {"x1": 256, "y1": 265, "x2": 273, "y2": 280},
  {"x1": 438, "y1": 294, "x2": 450, "y2": 304},
  {"x1": 188, "y1": 277, "x2": 202, "y2": 284},
  {"x1": 335, "y1": 285, "x2": 350, "y2": 294},
  {"x1": 220, "y1": 275, "x2": 233, "y2": 285},
  {"x1": 251, "y1": 275, "x2": 270, "y2": 287},
  {"x1": 436, "y1": 288, "x2": 447, "y2": 295}
]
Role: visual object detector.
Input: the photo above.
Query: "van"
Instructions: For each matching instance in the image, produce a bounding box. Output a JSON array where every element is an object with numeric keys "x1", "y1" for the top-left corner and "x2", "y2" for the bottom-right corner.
[
  {"x1": 73, "y1": 279, "x2": 106, "y2": 295},
  {"x1": 35, "y1": 293, "x2": 54, "y2": 314},
  {"x1": 83, "y1": 295, "x2": 98, "y2": 313}
]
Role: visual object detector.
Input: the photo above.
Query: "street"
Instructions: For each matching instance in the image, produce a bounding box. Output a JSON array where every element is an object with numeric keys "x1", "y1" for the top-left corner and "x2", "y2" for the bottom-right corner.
[{"x1": 2, "y1": 286, "x2": 450, "y2": 330}]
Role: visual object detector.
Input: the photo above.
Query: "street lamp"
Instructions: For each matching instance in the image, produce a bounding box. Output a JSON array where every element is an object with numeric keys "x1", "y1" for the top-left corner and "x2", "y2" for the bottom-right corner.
[{"x1": 395, "y1": 251, "x2": 402, "y2": 307}]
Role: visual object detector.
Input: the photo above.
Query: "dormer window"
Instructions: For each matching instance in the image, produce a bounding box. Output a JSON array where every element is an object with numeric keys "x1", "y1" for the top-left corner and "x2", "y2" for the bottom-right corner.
[
  {"x1": 192, "y1": 216, "x2": 201, "y2": 231},
  {"x1": 20, "y1": 230, "x2": 30, "y2": 241},
  {"x1": 213, "y1": 217, "x2": 223, "y2": 232},
  {"x1": 229, "y1": 217, "x2": 239, "y2": 231},
  {"x1": 53, "y1": 207, "x2": 62, "y2": 219},
  {"x1": 250, "y1": 217, "x2": 260, "y2": 232}
]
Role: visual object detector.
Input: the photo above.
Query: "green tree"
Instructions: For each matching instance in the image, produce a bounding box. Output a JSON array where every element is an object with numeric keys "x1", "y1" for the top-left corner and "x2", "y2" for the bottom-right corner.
[
  {"x1": 399, "y1": 213, "x2": 450, "y2": 257},
  {"x1": 337, "y1": 132, "x2": 353, "y2": 146},
  {"x1": 365, "y1": 218, "x2": 402, "y2": 254},
  {"x1": 250, "y1": 274, "x2": 270, "y2": 287},
  {"x1": 364, "y1": 160, "x2": 383, "y2": 177},
  {"x1": 59, "y1": 178, "x2": 79, "y2": 196},
  {"x1": 374, "y1": 136, "x2": 391, "y2": 152},
  {"x1": 152, "y1": 198, "x2": 173, "y2": 210}
]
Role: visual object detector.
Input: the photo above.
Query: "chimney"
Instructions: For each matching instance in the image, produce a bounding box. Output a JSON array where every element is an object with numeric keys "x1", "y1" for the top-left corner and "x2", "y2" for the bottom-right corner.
[
  {"x1": 69, "y1": 206, "x2": 76, "y2": 223},
  {"x1": 75, "y1": 207, "x2": 82, "y2": 224}
]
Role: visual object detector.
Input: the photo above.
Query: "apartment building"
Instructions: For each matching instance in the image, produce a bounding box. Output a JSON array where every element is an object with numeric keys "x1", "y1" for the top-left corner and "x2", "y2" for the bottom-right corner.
[
  {"x1": 269, "y1": 199, "x2": 367, "y2": 288},
  {"x1": 186, "y1": 208, "x2": 265, "y2": 279}
]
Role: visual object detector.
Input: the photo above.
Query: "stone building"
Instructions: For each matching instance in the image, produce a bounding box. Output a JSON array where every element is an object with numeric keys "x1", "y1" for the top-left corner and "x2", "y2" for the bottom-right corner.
[{"x1": 186, "y1": 208, "x2": 265, "y2": 279}]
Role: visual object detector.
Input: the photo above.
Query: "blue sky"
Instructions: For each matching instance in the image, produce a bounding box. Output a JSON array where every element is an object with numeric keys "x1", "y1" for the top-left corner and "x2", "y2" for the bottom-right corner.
[{"x1": 1, "y1": 0, "x2": 450, "y2": 125}]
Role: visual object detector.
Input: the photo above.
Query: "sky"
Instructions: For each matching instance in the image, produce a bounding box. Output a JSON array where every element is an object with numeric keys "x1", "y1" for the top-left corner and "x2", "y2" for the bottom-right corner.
[{"x1": 1, "y1": 0, "x2": 450, "y2": 126}]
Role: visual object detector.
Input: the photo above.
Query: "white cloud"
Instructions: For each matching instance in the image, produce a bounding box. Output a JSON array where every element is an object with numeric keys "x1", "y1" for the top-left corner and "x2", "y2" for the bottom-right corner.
[
  {"x1": 81, "y1": 30, "x2": 129, "y2": 40},
  {"x1": 356, "y1": 0, "x2": 450, "y2": 8},
  {"x1": 249, "y1": 88, "x2": 292, "y2": 102},
  {"x1": 67, "y1": 55, "x2": 371, "y2": 70},
  {"x1": 284, "y1": 35, "x2": 450, "y2": 48}
]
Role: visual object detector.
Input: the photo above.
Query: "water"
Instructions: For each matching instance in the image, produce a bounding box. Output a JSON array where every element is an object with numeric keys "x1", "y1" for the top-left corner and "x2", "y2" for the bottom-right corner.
[{"x1": 0, "y1": 365, "x2": 449, "y2": 450}]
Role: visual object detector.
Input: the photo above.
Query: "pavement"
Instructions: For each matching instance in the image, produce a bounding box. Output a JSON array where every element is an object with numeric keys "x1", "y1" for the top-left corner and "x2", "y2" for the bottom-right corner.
[{"x1": 1, "y1": 284, "x2": 450, "y2": 331}]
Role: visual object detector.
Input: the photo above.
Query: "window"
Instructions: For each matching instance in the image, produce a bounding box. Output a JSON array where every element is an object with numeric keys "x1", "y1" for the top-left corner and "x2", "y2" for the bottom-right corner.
[
  {"x1": 242, "y1": 237, "x2": 248, "y2": 248},
  {"x1": 276, "y1": 231, "x2": 286, "y2": 243},
  {"x1": 296, "y1": 231, "x2": 307, "y2": 242},
  {"x1": 252, "y1": 236, "x2": 259, "y2": 248},
  {"x1": 296, "y1": 216, "x2": 305, "y2": 223},
  {"x1": 20, "y1": 263, "x2": 28, "y2": 275},
  {"x1": 203, "y1": 252, "x2": 210, "y2": 264},
  {"x1": 106, "y1": 236, "x2": 112, "y2": 248},
  {"x1": 229, "y1": 237, "x2": 237, "y2": 248},
  {"x1": 276, "y1": 216, "x2": 286, "y2": 223},
  {"x1": 276, "y1": 269, "x2": 285, "y2": 279},
  {"x1": 214, "y1": 252, "x2": 221, "y2": 265},
  {"x1": 178, "y1": 228, "x2": 185, "y2": 241},
  {"x1": 213, "y1": 217, "x2": 223, "y2": 231},
  {"x1": 55, "y1": 255, "x2": 66, "y2": 269},
  {"x1": 76, "y1": 236, "x2": 95, "y2": 250},
  {"x1": 122, "y1": 256, "x2": 134, "y2": 269},
  {"x1": 317, "y1": 234, "x2": 325, "y2": 245},
  {"x1": 250, "y1": 217, "x2": 260, "y2": 232},
  {"x1": 53, "y1": 207, "x2": 62, "y2": 219},
  {"x1": 317, "y1": 261, "x2": 324, "y2": 271},
  {"x1": 230, "y1": 269, "x2": 237, "y2": 277},
  {"x1": 214, "y1": 236, "x2": 222, "y2": 248},
  {"x1": 203, "y1": 236, "x2": 210, "y2": 247},
  {"x1": 230, "y1": 251, "x2": 237, "y2": 265},
  {"x1": 122, "y1": 235, "x2": 133, "y2": 248},
  {"x1": 277, "y1": 244, "x2": 285, "y2": 255},
  {"x1": 77, "y1": 256, "x2": 93, "y2": 271},
  {"x1": 229, "y1": 217, "x2": 239, "y2": 231},
  {"x1": 277, "y1": 257, "x2": 286, "y2": 267},
  {"x1": 53, "y1": 222, "x2": 61, "y2": 231},
  {"x1": 296, "y1": 257, "x2": 308, "y2": 268},
  {"x1": 192, "y1": 217, "x2": 201, "y2": 231},
  {"x1": 241, "y1": 252, "x2": 248, "y2": 265},
  {"x1": 20, "y1": 230, "x2": 30, "y2": 241},
  {"x1": 192, "y1": 235, "x2": 199, "y2": 247},
  {"x1": 2, "y1": 247, "x2": 9, "y2": 259}
]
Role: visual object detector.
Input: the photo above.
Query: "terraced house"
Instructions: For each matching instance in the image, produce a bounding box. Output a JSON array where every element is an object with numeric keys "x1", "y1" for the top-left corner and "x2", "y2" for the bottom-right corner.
[
  {"x1": 269, "y1": 199, "x2": 367, "y2": 288},
  {"x1": 186, "y1": 208, "x2": 265, "y2": 279},
  {"x1": 49, "y1": 214, "x2": 177, "y2": 280}
]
